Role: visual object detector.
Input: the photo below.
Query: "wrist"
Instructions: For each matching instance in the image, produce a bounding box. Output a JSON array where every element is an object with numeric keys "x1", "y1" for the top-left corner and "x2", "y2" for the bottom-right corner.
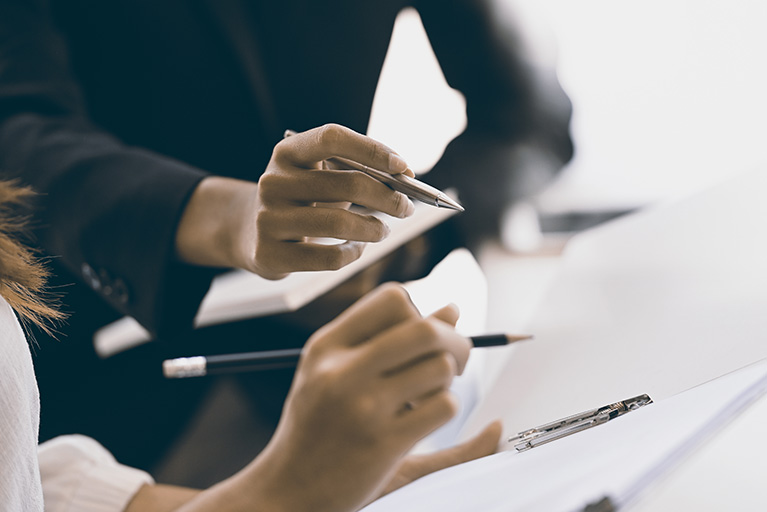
[{"x1": 175, "y1": 176, "x2": 258, "y2": 270}]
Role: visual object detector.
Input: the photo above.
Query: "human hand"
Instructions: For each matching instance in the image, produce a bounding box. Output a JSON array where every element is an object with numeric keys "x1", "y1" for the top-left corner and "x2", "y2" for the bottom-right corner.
[
  {"x1": 251, "y1": 124, "x2": 416, "y2": 279},
  {"x1": 377, "y1": 420, "x2": 502, "y2": 499},
  {"x1": 232, "y1": 283, "x2": 472, "y2": 512},
  {"x1": 175, "y1": 124, "x2": 415, "y2": 279}
]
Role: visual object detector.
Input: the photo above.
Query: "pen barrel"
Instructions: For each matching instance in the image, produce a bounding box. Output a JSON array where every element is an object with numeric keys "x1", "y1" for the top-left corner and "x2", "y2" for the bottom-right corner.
[
  {"x1": 205, "y1": 348, "x2": 303, "y2": 374},
  {"x1": 328, "y1": 156, "x2": 446, "y2": 208},
  {"x1": 358, "y1": 165, "x2": 444, "y2": 207}
]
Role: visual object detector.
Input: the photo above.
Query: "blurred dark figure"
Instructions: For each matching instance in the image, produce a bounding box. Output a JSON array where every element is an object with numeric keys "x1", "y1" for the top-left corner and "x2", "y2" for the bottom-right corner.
[{"x1": 0, "y1": 0, "x2": 572, "y2": 486}]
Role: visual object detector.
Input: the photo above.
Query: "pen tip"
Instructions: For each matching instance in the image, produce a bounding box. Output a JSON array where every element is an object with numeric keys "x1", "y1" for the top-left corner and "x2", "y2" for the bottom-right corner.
[{"x1": 437, "y1": 195, "x2": 464, "y2": 211}]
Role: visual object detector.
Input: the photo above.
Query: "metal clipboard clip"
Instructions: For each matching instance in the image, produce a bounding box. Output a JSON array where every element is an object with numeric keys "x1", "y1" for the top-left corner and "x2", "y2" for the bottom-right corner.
[{"x1": 508, "y1": 394, "x2": 653, "y2": 452}]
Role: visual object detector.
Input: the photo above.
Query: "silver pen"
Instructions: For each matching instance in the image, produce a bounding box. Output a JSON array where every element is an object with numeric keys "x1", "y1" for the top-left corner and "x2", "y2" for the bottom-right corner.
[{"x1": 284, "y1": 129, "x2": 464, "y2": 211}]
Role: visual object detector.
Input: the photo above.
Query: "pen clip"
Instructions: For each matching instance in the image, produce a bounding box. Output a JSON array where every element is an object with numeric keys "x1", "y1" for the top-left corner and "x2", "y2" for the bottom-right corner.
[{"x1": 508, "y1": 394, "x2": 653, "y2": 452}]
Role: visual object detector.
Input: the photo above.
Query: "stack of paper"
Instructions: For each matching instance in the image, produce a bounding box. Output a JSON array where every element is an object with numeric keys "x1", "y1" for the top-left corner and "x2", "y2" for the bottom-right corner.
[
  {"x1": 364, "y1": 168, "x2": 767, "y2": 511},
  {"x1": 462, "y1": 169, "x2": 767, "y2": 442}
]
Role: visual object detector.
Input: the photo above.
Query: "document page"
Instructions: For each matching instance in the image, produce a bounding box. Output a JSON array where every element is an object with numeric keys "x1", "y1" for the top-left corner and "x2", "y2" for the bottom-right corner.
[{"x1": 461, "y1": 169, "x2": 767, "y2": 444}]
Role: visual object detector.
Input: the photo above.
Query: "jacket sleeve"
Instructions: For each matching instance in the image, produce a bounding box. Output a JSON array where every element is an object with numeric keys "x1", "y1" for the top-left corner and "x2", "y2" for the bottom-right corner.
[
  {"x1": 415, "y1": 0, "x2": 574, "y2": 244},
  {"x1": 0, "y1": 0, "x2": 216, "y2": 337}
]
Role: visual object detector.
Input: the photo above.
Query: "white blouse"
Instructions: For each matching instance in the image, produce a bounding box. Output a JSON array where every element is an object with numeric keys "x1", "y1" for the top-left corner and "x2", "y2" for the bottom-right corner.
[{"x1": 0, "y1": 297, "x2": 153, "y2": 511}]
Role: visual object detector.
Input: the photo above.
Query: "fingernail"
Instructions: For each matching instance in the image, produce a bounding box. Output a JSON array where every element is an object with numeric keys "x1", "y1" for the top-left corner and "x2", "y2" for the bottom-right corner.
[
  {"x1": 380, "y1": 223, "x2": 391, "y2": 240},
  {"x1": 388, "y1": 153, "x2": 409, "y2": 173}
]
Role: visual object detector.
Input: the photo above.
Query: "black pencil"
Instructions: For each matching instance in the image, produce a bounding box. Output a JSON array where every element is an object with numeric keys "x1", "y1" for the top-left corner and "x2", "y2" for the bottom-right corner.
[{"x1": 162, "y1": 334, "x2": 533, "y2": 379}]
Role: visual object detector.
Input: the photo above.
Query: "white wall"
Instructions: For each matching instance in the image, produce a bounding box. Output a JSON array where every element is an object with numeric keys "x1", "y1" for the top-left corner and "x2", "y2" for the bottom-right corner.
[{"x1": 370, "y1": 2, "x2": 767, "y2": 212}]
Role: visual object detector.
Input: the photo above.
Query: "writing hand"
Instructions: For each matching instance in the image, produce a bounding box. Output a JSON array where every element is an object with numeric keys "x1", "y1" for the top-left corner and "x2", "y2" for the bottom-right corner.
[
  {"x1": 127, "y1": 284, "x2": 481, "y2": 512},
  {"x1": 238, "y1": 283, "x2": 472, "y2": 512},
  {"x1": 378, "y1": 420, "x2": 502, "y2": 499}
]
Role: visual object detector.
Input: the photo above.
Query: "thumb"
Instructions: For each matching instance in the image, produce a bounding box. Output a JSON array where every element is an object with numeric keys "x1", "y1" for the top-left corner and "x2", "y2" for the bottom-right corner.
[{"x1": 380, "y1": 420, "x2": 502, "y2": 497}]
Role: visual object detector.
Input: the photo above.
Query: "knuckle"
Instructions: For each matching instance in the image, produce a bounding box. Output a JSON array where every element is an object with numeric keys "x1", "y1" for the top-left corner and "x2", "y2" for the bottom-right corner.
[
  {"x1": 390, "y1": 191, "x2": 405, "y2": 215},
  {"x1": 320, "y1": 247, "x2": 347, "y2": 271},
  {"x1": 252, "y1": 238, "x2": 271, "y2": 260},
  {"x1": 351, "y1": 393, "x2": 380, "y2": 421},
  {"x1": 253, "y1": 208, "x2": 277, "y2": 234},
  {"x1": 377, "y1": 282, "x2": 412, "y2": 307},
  {"x1": 416, "y1": 319, "x2": 441, "y2": 345},
  {"x1": 310, "y1": 356, "x2": 345, "y2": 393},
  {"x1": 257, "y1": 172, "x2": 275, "y2": 190},
  {"x1": 317, "y1": 123, "x2": 345, "y2": 150},
  {"x1": 391, "y1": 192, "x2": 411, "y2": 217},
  {"x1": 366, "y1": 140, "x2": 385, "y2": 163},
  {"x1": 297, "y1": 338, "x2": 322, "y2": 366},
  {"x1": 323, "y1": 210, "x2": 345, "y2": 235},
  {"x1": 253, "y1": 245, "x2": 281, "y2": 276},
  {"x1": 434, "y1": 353, "x2": 457, "y2": 381},
  {"x1": 343, "y1": 172, "x2": 367, "y2": 197},
  {"x1": 371, "y1": 218, "x2": 388, "y2": 241},
  {"x1": 310, "y1": 208, "x2": 332, "y2": 232},
  {"x1": 271, "y1": 139, "x2": 292, "y2": 162},
  {"x1": 257, "y1": 173, "x2": 285, "y2": 200}
]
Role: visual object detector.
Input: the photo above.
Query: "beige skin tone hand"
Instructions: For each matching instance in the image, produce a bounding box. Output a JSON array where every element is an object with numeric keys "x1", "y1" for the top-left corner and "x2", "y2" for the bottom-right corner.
[
  {"x1": 125, "y1": 284, "x2": 501, "y2": 512},
  {"x1": 175, "y1": 124, "x2": 416, "y2": 279}
]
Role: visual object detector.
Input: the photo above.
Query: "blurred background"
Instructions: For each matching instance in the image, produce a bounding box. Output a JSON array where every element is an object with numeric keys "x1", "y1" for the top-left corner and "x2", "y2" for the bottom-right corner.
[
  {"x1": 371, "y1": 0, "x2": 767, "y2": 213},
  {"x1": 366, "y1": 0, "x2": 767, "y2": 332}
]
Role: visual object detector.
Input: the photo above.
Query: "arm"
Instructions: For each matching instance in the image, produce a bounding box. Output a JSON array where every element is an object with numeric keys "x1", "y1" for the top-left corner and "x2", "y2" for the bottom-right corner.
[
  {"x1": 0, "y1": 2, "x2": 415, "y2": 337},
  {"x1": 416, "y1": 0, "x2": 574, "y2": 246},
  {"x1": 0, "y1": 0, "x2": 215, "y2": 337}
]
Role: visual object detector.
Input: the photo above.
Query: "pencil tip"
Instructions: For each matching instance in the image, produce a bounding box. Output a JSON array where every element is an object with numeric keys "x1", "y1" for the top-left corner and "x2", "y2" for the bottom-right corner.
[{"x1": 505, "y1": 334, "x2": 534, "y2": 344}]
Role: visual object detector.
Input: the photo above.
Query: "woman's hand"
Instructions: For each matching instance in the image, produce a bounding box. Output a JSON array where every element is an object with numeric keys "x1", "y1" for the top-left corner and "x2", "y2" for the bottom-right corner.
[
  {"x1": 175, "y1": 124, "x2": 415, "y2": 279},
  {"x1": 378, "y1": 420, "x2": 502, "y2": 499},
  {"x1": 231, "y1": 283, "x2": 476, "y2": 512},
  {"x1": 138, "y1": 284, "x2": 500, "y2": 512}
]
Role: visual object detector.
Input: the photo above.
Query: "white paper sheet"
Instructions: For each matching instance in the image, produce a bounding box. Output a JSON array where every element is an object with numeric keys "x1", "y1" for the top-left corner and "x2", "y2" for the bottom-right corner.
[
  {"x1": 461, "y1": 169, "x2": 767, "y2": 443},
  {"x1": 362, "y1": 359, "x2": 767, "y2": 512}
]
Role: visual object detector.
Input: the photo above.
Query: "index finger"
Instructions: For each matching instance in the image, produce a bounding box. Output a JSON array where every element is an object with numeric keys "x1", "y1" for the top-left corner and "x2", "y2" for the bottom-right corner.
[
  {"x1": 359, "y1": 316, "x2": 472, "y2": 376},
  {"x1": 308, "y1": 283, "x2": 421, "y2": 349},
  {"x1": 277, "y1": 124, "x2": 412, "y2": 176}
]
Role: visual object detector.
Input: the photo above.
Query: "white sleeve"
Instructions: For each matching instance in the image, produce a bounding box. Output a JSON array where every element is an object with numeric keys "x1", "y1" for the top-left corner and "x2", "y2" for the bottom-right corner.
[{"x1": 38, "y1": 435, "x2": 154, "y2": 512}]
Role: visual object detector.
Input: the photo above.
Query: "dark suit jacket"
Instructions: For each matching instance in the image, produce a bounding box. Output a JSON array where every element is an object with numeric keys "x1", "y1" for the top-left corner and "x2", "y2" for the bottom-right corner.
[
  {"x1": 0, "y1": 0, "x2": 572, "y2": 340},
  {"x1": 0, "y1": 0, "x2": 573, "y2": 474}
]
